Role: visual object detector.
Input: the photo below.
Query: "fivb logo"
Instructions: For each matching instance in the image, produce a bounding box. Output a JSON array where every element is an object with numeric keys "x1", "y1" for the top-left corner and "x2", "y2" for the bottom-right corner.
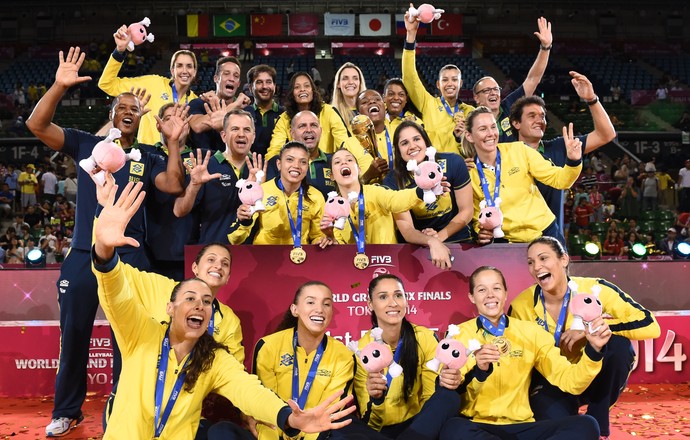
[
  {"x1": 330, "y1": 17, "x2": 351, "y2": 27},
  {"x1": 370, "y1": 255, "x2": 393, "y2": 266}
]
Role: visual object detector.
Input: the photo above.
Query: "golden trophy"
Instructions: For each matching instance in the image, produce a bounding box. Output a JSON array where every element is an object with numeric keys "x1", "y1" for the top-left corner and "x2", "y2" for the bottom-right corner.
[{"x1": 351, "y1": 114, "x2": 380, "y2": 158}]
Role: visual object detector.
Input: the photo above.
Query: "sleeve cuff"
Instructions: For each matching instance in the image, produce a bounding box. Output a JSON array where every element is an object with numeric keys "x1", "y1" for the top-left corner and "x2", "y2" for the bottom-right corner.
[
  {"x1": 240, "y1": 218, "x2": 253, "y2": 227},
  {"x1": 403, "y1": 40, "x2": 417, "y2": 51},
  {"x1": 91, "y1": 245, "x2": 119, "y2": 273},
  {"x1": 112, "y1": 49, "x2": 126, "y2": 63},
  {"x1": 278, "y1": 406, "x2": 300, "y2": 437},
  {"x1": 473, "y1": 363, "x2": 493, "y2": 382},
  {"x1": 566, "y1": 157, "x2": 583, "y2": 167},
  {"x1": 584, "y1": 343, "x2": 605, "y2": 362}
]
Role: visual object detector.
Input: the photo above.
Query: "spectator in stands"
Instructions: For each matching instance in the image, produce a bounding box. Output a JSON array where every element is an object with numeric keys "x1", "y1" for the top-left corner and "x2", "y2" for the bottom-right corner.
[
  {"x1": 27, "y1": 82, "x2": 39, "y2": 107},
  {"x1": 675, "y1": 112, "x2": 690, "y2": 132},
  {"x1": 384, "y1": 120, "x2": 473, "y2": 269},
  {"x1": 510, "y1": 236, "x2": 659, "y2": 439},
  {"x1": 464, "y1": 107, "x2": 582, "y2": 247},
  {"x1": 609, "y1": 82, "x2": 622, "y2": 103},
  {"x1": 244, "y1": 64, "x2": 283, "y2": 158},
  {"x1": 618, "y1": 176, "x2": 640, "y2": 220},
  {"x1": 613, "y1": 155, "x2": 630, "y2": 182},
  {"x1": 676, "y1": 211, "x2": 690, "y2": 238},
  {"x1": 589, "y1": 185, "x2": 604, "y2": 222},
  {"x1": 40, "y1": 165, "x2": 58, "y2": 204},
  {"x1": 655, "y1": 82, "x2": 668, "y2": 101},
  {"x1": 18, "y1": 164, "x2": 38, "y2": 211},
  {"x1": 5, "y1": 236, "x2": 24, "y2": 263},
  {"x1": 10, "y1": 214, "x2": 28, "y2": 235},
  {"x1": 64, "y1": 172, "x2": 77, "y2": 204},
  {"x1": 27, "y1": 47, "x2": 187, "y2": 437},
  {"x1": 656, "y1": 165, "x2": 675, "y2": 209},
  {"x1": 22, "y1": 236, "x2": 37, "y2": 260},
  {"x1": 174, "y1": 109, "x2": 254, "y2": 245},
  {"x1": 242, "y1": 39, "x2": 253, "y2": 62},
  {"x1": 402, "y1": 11, "x2": 474, "y2": 154},
  {"x1": 589, "y1": 151, "x2": 605, "y2": 174},
  {"x1": 579, "y1": 166, "x2": 598, "y2": 190},
  {"x1": 0, "y1": 183, "x2": 14, "y2": 218},
  {"x1": 603, "y1": 228, "x2": 624, "y2": 256},
  {"x1": 640, "y1": 163, "x2": 659, "y2": 212},
  {"x1": 98, "y1": 25, "x2": 199, "y2": 144},
  {"x1": 678, "y1": 159, "x2": 690, "y2": 212},
  {"x1": 473, "y1": 17, "x2": 553, "y2": 142},
  {"x1": 573, "y1": 197, "x2": 593, "y2": 236},
  {"x1": 643, "y1": 231, "x2": 657, "y2": 254},
  {"x1": 188, "y1": 56, "x2": 250, "y2": 151},
  {"x1": 563, "y1": 196, "x2": 574, "y2": 241},
  {"x1": 0, "y1": 226, "x2": 16, "y2": 250},
  {"x1": 331, "y1": 62, "x2": 366, "y2": 133},
  {"x1": 508, "y1": 72, "x2": 615, "y2": 232},
  {"x1": 383, "y1": 78, "x2": 424, "y2": 134},
  {"x1": 13, "y1": 83, "x2": 26, "y2": 108},
  {"x1": 24, "y1": 204, "x2": 43, "y2": 230},
  {"x1": 4, "y1": 164, "x2": 19, "y2": 206},
  {"x1": 602, "y1": 197, "x2": 616, "y2": 222},
  {"x1": 657, "y1": 227, "x2": 680, "y2": 257}
]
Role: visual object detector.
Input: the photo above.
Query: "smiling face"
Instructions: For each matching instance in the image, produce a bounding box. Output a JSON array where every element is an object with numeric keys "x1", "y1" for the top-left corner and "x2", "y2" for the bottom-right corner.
[
  {"x1": 277, "y1": 146, "x2": 309, "y2": 186},
  {"x1": 465, "y1": 112, "x2": 499, "y2": 155},
  {"x1": 215, "y1": 61, "x2": 241, "y2": 101},
  {"x1": 291, "y1": 284, "x2": 334, "y2": 337},
  {"x1": 368, "y1": 277, "x2": 407, "y2": 328},
  {"x1": 384, "y1": 83, "x2": 408, "y2": 118},
  {"x1": 513, "y1": 103, "x2": 547, "y2": 144},
  {"x1": 526, "y1": 242, "x2": 570, "y2": 295},
  {"x1": 436, "y1": 67, "x2": 461, "y2": 102},
  {"x1": 292, "y1": 75, "x2": 314, "y2": 109},
  {"x1": 251, "y1": 71, "x2": 276, "y2": 106},
  {"x1": 166, "y1": 279, "x2": 213, "y2": 341},
  {"x1": 473, "y1": 77, "x2": 501, "y2": 112},
  {"x1": 331, "y1": 149, "x2": 360, "y2": 186},
  {"x1": 221, "y1": 114, "x2": 255, "y2": 156},
  {"x1": 191, "y1": 245, "x2": 231, "y2": 292},
  {"x1": 111, "y1": 94, "x2": 142, "y2": 137},
  {"x1": 468, "y1": 268, "x2": 507, "y2": 323},
  {"x1": 396, "y1": 125, "x2": 428, "y2": 163},
  {"x1": 357, "y1": 90, "x2": 385, "y2": 124},
  {"x1": 337, "y1": 67, "x2": 362, "y2": 102},
  {"x1": 290, "y1": 111, "x2": 322, "y2": 154},
  {"x1": 170, "y1": 53, "x2": 197, "y2": 90}
]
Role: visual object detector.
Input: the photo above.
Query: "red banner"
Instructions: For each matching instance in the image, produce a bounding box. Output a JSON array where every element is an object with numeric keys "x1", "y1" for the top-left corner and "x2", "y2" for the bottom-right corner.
[
  {"x1": 432, "y1": 13, "x2": 462, "y2": 36},
  {"x1": 288, "y1": 13, "x2": 318, "y2": 36},
  {"x1": 250, "y1": 14, "x2": 283, "y2": 36}
]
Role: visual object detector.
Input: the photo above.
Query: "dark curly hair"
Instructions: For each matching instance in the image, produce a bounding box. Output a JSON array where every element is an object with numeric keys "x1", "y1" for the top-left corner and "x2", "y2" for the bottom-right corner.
[{"x1": 284, "y1": 72, "x2": 323, "y2": 119}]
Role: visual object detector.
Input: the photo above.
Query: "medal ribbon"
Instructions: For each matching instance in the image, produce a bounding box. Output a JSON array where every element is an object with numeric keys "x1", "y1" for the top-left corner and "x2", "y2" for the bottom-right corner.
[
  {"x1": 170, "y1": 84, "x2": 189, "y2": 104},
  {"x1": 539, "y1": 285, "x2": 571, "y2": 346},
  {"x1": 207, "y1": 302, "x2": 215, "y2": 336},
  {"x1": 385, "y1": 338, "x2": 403, "y2": 388},
  {"x1": 478, "y1": 314, "x2": 506, "y2": 337},
  {"x1": 440, "y1": 96, "x2": 459, "y2": 118},
  {"x1": 154, "y1": 329, "x2": 192, "y2": 438},
  {"x1": 291, "y1": 329, "x2": 326, "y2": 409},
  {"x1": 278, "y1": 179, "x2": 304, "y2": 248},
  {"x1": 347, "y1": 190, "x2": 366, "y2": 255},
  {"x1": 384, "y1": 128, "x2": 394, "y2": 172},
  {"x1": 474, "y1": 149, "x2": 501, "y2": 207}
]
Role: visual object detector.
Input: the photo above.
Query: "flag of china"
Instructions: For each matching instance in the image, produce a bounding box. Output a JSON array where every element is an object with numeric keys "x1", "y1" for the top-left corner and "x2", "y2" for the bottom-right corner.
[
  {"x1": 251, "y1": 14, "x2": 283, "y2": 36},
  {"x1": 432, "y1": 14, "x2": 462, "y2": 36}
]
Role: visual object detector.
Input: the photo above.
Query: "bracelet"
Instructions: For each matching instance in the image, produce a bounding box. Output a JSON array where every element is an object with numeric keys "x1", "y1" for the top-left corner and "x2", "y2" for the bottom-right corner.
[
  {"x1": 586, "y1": 96, "x2": 599, "y2": 106},
  {"x1": 540, "y1": 44, "x2": 552, "y2": 51}
]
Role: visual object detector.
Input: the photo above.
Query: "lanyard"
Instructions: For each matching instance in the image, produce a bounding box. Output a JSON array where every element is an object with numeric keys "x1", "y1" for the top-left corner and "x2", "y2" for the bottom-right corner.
[
  {"x1": 383, "y1": 128, "x2": 394, "y2": 172},
  {"x1": 347, "y1": 190, "x2": 366, "y2": 254},
  {"x1": 291, "y1": 329, "x2": 326, "y2": 409},
  {"x1": 474, "y1": 149, "x2": 501, "y2": 207},
  {"x1": 385, "y1": 338, "x2": 403, "y2": 388},
  {"x1": 478, "y1": 314, "x2": 506, "y2": 337},
  {"x1": 440, "y1": 96, "x2": 459, "y2": 118},
  {"x1": 539, "y1": 286, "x2": 571, "y2": 346},
  {"x1": 207, "y1": 302, "x2": 215, "y2": 336},
  {"x1": 154, "y1": 329, "x2": 192, "y2": 438},
  {"x1": 171, "y1": 84, "x2": 188, "y2": 104},
  {"x1": 278, "y1": 179, "x2": 304, "y2": 248}
]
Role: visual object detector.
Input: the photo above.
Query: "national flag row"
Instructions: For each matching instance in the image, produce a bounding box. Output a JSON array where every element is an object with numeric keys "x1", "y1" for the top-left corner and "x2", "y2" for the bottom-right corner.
[{"x1": 177, "y1": 13, "x2": 462, "y2": 37}]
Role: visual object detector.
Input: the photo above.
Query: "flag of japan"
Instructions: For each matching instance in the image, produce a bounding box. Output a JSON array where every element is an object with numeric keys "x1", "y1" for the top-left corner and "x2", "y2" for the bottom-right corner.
[{"x1": 360, "y1": 14, "x2": 391, "y2": 36}]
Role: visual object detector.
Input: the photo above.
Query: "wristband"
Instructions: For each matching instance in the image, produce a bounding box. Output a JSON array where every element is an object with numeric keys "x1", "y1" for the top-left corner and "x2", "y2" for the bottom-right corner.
[
  {"x1": 585, "y1": 96, "x2": 599, "y2": 106},
  {"x1": 540, "y1": 44, "x2": 552, "y2": 51}
]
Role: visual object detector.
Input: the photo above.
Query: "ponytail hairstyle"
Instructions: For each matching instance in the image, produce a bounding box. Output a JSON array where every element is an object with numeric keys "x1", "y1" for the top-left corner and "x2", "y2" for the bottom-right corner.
[
  {"x1": 168, "y1": 278, "x2": 229, "y2": 392},
  {"x1": 275, "y1": 280, "x2": 332, "y2": 332},
  {"x1": 460, "y1": 106, "x2": 493, "y2": 159},
  {"x1": 367, "y1": 274, "x2": 418, "y2": 402},
  {"x1": 527, "y1": 236, "x2": 570, "y2": 275}
]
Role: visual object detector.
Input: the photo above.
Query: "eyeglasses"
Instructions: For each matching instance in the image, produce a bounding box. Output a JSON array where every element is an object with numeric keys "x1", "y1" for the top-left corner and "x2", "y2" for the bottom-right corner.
[{"x1": 476, "y1": 86, "x2": 502, "y2": 95}]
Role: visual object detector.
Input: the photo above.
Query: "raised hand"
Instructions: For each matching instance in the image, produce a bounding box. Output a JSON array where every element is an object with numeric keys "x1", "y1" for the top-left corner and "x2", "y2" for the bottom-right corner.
[
  {"x1": 155, "y1": 103, "x2": 190, "y2": 143},
  {"x1": 185, "y1": 149, "x2": 221, "y2": 185},
  {"x1": 55, "y1": 47, "x2": 92, "y2": 89},
  {"x1": 563, "y1": 122, "x2": 583, "y2": 161},
  {"x1": 130, "y1": 87, "x2": 152, "y2": 115},
  {"x1": 404, "y1": 3, "x2": 421, "y2": 35},
  {"x1": 203, "y1": 95, "x2": 228, "y2": 132},
  {"x1": 286, "y1": 392, "x2": 355, "y2": 433},
  {"x1": 94, "y1": 179, "x2": 146, "y2": 260},
  {"x1": 113, "y1": 24, "x2": 130, "y2": 53},
  {"x1": 534, "y1": 17, "x2": 553, "y2": 48},
  {"x1": 244, "y1": 152, "x2": 267, "y2": 182},
  {"x1": 569, "y1": 71, "x2": 596, "y2": 102}
]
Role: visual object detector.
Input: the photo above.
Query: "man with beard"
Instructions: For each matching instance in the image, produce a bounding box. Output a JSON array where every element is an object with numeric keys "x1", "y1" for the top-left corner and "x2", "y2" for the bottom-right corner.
[
  {"x1": 243, "y1": 64, "x2": 283, "y2": 157},
  {"x1": 27, "y1": 47, "x2": 186, "y2": 437},
  {"x1": 174, "y1": 109, "x2": 255, "y2": 244},
  {"x1": 188, "y1": 56, "x2": 251, "y2": 151},
  {"x1": 472, "y1": 17, "x2": 553, "y2": 142}
]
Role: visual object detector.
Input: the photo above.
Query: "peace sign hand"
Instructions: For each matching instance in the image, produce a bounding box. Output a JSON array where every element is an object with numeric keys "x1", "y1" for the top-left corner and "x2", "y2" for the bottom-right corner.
[{"x1": 563, "y1": 122, "x2": 582, "y2": 162}]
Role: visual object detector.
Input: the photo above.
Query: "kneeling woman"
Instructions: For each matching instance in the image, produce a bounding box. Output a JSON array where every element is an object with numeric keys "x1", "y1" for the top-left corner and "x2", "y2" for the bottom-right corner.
[
  {"x1": 509, "y1": 236, "x2": 660, "y2": 438},
  {"x1": 441, "y1": 266, "x2": 610, "y2": 440},
  {"x1": 252, "y1": 281, "x2": 356, "y2": 440},
  {"x1": 92, "y1": 181, "x2": 353, "y2": 439}
]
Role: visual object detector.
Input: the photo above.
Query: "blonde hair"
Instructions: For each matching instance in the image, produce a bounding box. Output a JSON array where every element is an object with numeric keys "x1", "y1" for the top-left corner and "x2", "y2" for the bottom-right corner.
[{"x1": 331, "y1": 62, "x2": 366, "y2": 132}]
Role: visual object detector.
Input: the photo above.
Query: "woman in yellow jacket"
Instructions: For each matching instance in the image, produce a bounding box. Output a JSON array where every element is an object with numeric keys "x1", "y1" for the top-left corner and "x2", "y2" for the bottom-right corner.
[
  {"x1": 252, "y1": 281, "x2": 355, "y2": 440},
  {"x1": 91, "y1": 180, "x2": 354, "y2": 440},
  {"x1": 509, "y1": 236, "x2": 661, "y2": 438},
  {"x1": 441, "y1": 265, "x2": 609, "y2": 439},
  {"x1": 98, "y1": 24, "x2": 198, "y2": 144},
  {"x1": 331, "y1": 62, "x2": 367, "y2": 134},
  {"x1": 463, "y1": 107, "x2": 582, "y2": 246}
]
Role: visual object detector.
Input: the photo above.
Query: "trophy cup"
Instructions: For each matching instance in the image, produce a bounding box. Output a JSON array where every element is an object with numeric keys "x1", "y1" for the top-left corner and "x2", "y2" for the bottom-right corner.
[{"x1": 351, "y1": 114, "x2": 380, "y2": 158}]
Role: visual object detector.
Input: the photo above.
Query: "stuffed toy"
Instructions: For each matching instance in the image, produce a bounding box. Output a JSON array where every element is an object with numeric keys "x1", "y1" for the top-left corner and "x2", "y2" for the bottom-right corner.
[
  {"x1": 236, "y1": 170, "x2": 265, "y2": 215},
  {"x1": 348, "y1": 327, "x2": 403, "y2": 377},
  {"x1": 407, "y1": 3, "x2": 445, "y2": 24},
  {"x1": 324, "y1": 191, "x2": 358, "y2": 230},
  {"x1": 478, "y1": 198, "x2": 505, "y2": 238},
  {"x1": 80, "y1": 128, "x2": 141, "y2": 186},
  {"x1": 568, "y1": 280, "x2": 603, "y2": 333},
  {"x1": 127, "y1": 17, "x2": 155, "y2": 52},
  {"x1": 426, "y1": 324, "x2": 481, "y2": 372},
  {"x1": 407, "y1": 146, "x2": 444, "y2": 204}
]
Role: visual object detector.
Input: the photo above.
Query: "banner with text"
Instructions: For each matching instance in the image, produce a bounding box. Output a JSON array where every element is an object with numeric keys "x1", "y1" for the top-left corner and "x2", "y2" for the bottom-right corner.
[{"x1": 324, "y1": 13, "x2": 355, "y2": 36}]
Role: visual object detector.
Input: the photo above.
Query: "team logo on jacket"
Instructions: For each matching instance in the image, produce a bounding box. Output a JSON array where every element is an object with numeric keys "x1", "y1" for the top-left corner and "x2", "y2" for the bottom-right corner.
[
  {"x1": 130, "y1": 162, "x2": 145, "y2": 176},
  {"x1": 316, "y1": 368, "x2": 332, "y2": 377},
  {"x1": 161, "y1": 92, "x2": 170, "y2": 101},
  {"x1": 280, "y1": 353, "x2": 294, "y2": 366},
  {"x1": 323, "y1": 168, "x2": 332, "y2": 180},
  {"x1": 500, "y1": 117, "x2": 511, "y2": 132},
  {"x1": 508, "y1": 167, "x2": 519, "y2": 176},
  {"x1": 437, "y1": 159, "x2": 447, "y2": 173},
  {"x1": 266, "y1": 195, "x2": 278, "y2": 207}
]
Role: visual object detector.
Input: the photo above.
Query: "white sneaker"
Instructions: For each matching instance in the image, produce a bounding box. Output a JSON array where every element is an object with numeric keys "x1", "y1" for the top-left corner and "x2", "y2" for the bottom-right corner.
[{"x1": 45, "y1": 415, "x2": 83, "y2": 437}]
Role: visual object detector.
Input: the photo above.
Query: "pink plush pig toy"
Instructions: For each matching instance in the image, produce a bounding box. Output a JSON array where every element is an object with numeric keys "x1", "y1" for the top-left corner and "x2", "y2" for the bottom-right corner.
[
  {"x1": 568, "y1": 280, "x2": 603, "y2": 333},
  {"x1": 80, "y1": 128, "x2": 141, "y2": 186},
  {"x1": 426, "y1": 324, "x2": 481, "y2": 372},
  {"x1": 127, "y1": 17, "x2": 155, "y2": 52},
  {"x1": 324, "y1": 191, "x2": 358, "y2": 230},
  {"x1": 407, "y1": 3, "x2": 445, "y2": 24},
  {"x1": 236, "y1": 170, "x2": 265, "y2": 216},
  {"x1": 407, "y1": 146, "x2": 444, "y2": 204},
  {"x1": 478, "y1": 198, "x2": 505, "y2": 238},
  {"x1": 348, "y1": 327, "x2": 403, "y2": 378}
]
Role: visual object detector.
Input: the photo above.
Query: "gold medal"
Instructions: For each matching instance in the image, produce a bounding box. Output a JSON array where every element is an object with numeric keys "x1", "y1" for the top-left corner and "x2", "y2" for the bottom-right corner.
[
  {"x1": 290, "y1": 247, "x2": 307, "y2": 265},
  {"x1": 453, "y1": 111, "x2": 465, "y2": 124},
  {"x1": 353, "y1": 253, "x2": 369, "y2": 270},
  {"x1": 493, "y1": 336, "x2": 511, "y2": 356}
]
